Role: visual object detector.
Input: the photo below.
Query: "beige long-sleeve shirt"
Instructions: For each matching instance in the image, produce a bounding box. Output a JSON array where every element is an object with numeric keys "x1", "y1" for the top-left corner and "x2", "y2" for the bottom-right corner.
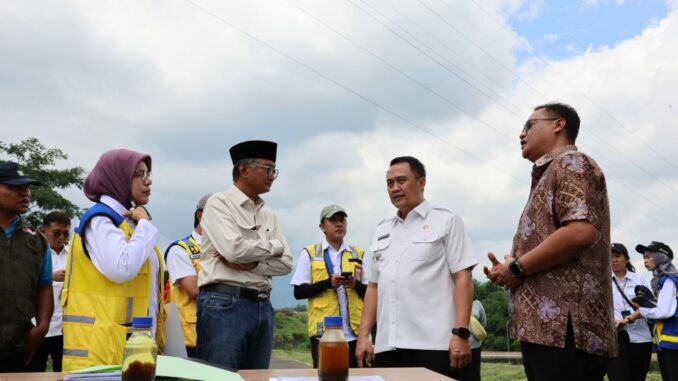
[{"x1": 198, "y1": 186, "x2": 293, "y2": 290}]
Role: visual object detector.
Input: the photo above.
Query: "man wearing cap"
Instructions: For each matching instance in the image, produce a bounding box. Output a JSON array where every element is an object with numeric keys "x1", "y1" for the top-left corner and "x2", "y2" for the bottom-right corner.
[
  {"x1": 626, "y1": 241, "x2": 678, "y2": 380},
  {"x1": 356, "y1": 156, "x2": 477, "y2": 379},
  {"x1": 484, "y1": 103, "x2": 616, "y2": 380},
  {"x1": 196, "y1": 141, "x2": 293, "y2": 370},
  {"x1": 290, "y1": 204, "x2": 367, "y2": 368},
  {"x1": 165, "y1": 193, "x2": 213, "y2": 358},
  {"x1": 0, "y1": 162, "x2": 53, "y2": 372}
]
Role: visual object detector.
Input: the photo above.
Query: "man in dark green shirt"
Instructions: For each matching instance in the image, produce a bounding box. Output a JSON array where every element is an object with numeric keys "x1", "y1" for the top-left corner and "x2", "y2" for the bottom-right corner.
[{"x1": 0, "y1": 162, "x2": 53, "y2": 372}]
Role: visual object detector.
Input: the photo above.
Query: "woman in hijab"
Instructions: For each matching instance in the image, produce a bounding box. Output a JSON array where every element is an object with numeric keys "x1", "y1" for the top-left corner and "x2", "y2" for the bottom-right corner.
[
  {"x1": 61, "y1": 149, "x2": 164, "y2": 371},
  {"x1": 607, "y1": 243, "x2": 652, "y2": 381},
  {"x1": 624, "y1": 241, "x2": 678, "y2": 381}
]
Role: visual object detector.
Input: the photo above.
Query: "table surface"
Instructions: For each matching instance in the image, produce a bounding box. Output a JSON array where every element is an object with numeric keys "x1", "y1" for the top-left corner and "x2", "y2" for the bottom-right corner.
[
  {"x1": 0, "y1": 367, "x2": 454, "y2": 381},
  {"x1": 238, "y1": 367, "x2": 455, "y2": 380}
]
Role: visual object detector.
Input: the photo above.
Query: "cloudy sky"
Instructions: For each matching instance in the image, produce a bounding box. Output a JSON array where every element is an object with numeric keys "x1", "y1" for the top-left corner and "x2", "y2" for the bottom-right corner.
[{"x1": 2, "y1": 0, "x2": 677, "y2": 307}]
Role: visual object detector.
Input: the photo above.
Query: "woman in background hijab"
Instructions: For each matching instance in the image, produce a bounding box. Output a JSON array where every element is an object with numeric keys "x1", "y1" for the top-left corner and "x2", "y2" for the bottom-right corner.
[
  {"x1": 624, "y1": 241, "x2": 678, "y2": 381},
  {"x1": 61, "y1": 149, "x2": 164, "y2": 371}
]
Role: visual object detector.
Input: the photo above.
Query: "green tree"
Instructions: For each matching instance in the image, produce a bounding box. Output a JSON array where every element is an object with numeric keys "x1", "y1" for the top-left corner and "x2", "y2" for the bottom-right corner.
[
  {"x1": 0, "y1": 137, "x2": 86, "y2": 227},
  {"x1": 474, "y1": 279, "x2": 520, "y2": 351}
]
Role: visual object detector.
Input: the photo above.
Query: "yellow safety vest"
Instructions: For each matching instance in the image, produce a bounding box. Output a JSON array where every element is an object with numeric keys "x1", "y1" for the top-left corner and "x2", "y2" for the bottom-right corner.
[
  {"x1": 306, "y1": 243, "x2": 364, "y2": 338},
  {"x1": 167, "y1": 236, "x2": 202, "y2": 348},
  {"x1": 61, "y1": 204, "x2": 165, "y2": 371}
]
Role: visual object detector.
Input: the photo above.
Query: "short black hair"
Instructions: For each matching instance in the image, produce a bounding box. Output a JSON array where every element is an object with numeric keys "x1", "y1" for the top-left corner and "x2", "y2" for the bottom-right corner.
[
  {"x1": 194, "y1": 209, "x2": 202, "y2": 229},
  {"x1": 42, "y1": 210, "x2": 71, "y2": 228},
  {"x1": 390, "y1": 156, "x2": 426, "y2": 178},
  {"x1": 232, "y1": 158, "x2": 257, "y2": 183},
  {"x1": 534, "y1": 102, "x2": 580, "y2": 143}
]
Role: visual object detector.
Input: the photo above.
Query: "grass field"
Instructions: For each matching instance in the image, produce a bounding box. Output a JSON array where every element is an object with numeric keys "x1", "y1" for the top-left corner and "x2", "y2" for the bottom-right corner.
[{"x1": 273, "y1": 350, "x2": 663, "y2": 381}]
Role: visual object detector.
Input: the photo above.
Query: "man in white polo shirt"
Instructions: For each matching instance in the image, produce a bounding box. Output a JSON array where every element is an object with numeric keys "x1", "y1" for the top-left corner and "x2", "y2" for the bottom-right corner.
[{"x1": 355, "y1": 156, "x2": 477, "y2": 379}]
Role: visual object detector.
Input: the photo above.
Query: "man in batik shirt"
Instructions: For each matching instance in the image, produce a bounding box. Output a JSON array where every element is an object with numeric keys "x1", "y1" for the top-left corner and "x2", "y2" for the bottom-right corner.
[{"x1": 485, "y1": 103, "x2": 616, "y2": 381}]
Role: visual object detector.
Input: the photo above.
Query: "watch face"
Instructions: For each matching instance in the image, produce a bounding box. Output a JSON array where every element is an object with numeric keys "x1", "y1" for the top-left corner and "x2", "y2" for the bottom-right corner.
[
  {"x1": 509, "y1": 261, "x2": 521, "y2": 277},
  {"x1": 453, "y1": 328, "x2": 470, "y2": 339}
]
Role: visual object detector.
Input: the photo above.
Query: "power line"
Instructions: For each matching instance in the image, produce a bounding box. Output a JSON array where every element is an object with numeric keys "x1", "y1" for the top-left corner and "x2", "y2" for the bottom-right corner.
[
  {"x1": 182, "y1": 0, "x2": 528, "y2": 186},
  {"x1": 415, "y1": 0, "x2": 678, "y2": 210},
  {"x1": 285, "y1": 0, "x2": 516, "y2": 141},
  {"x1": 344, "y1": 0, "x2": 526, "y2": 121},
  {"x1": 467, "y1": 0, "x2": 678, "y2": 179},
  {"x1": 183, "y1": 0, "x2": 678, "y2": 222}
]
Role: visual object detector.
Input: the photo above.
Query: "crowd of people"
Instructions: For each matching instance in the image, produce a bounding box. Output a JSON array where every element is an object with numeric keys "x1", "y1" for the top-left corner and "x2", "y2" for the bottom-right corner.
[{"x1": 1, "y1": 102, "x2": 676, "y2": 381}]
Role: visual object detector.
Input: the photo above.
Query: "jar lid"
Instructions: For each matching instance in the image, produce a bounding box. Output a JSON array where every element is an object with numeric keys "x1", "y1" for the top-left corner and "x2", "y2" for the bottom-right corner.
[
  {"x1": 324, "y1": 316, "x2": 342, "y2": 327},
  {"x1": 132, "y1": 316, "x2": 153, "y2": 328}
]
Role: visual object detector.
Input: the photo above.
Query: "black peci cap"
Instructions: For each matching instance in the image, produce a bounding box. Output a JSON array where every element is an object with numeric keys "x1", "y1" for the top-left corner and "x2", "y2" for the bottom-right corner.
[
  {"x1": 229, "y1": 140, "x2": 277, "y2": 165},
  {"x1": 636, "y1": 241, "x2": 673, "y2": 260}
]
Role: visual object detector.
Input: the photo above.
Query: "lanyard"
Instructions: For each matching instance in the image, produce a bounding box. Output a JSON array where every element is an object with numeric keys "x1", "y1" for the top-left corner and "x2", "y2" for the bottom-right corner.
[
  {"x1": 323, "y1": 248, "x2": 343, "y2": 277},
  {"x1": 613, "y1": 276, "x2": 637, "y2": 311}
]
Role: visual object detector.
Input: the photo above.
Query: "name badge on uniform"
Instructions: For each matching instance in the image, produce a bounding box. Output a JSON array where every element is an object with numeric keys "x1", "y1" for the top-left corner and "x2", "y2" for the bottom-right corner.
[
  {"x1": 190, "y1": 253, "x2": 201, "y2": 260},
  {"x1": 377, "y1": 234, "x2": 390, "y2": 241}
]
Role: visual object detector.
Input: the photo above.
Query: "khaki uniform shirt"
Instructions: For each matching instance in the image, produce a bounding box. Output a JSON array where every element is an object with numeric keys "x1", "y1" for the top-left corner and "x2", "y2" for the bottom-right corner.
[
  {"x1": 198, "y1": 186, "x2": 293, "y2": 290},
  {"x1": 509, "y1": 145, "x2": 616, "y2": 357}
]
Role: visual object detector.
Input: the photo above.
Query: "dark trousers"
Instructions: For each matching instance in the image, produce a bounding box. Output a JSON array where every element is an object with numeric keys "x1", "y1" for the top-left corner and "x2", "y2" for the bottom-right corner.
[
  {"x1": 186, "y1": 346, "x2": 196, "y2": 358},
  {"x1": 0, "y1": 351, "x2": 28, "y2": 373},
  {"x1": 26, "y1": 335, "x2": 63, "y2": 372},
  {"x1": 658, "y1": 349, "x2": 678, "y2": 381},
  {"x1": 521, "y1": 321, "x2": 610, "y2": 381},
  {"x1": 607, "y1": 331, "x2": 651, "y2": 381},
  {"x1": 310, "y1": 338, "x2": 358, "y2": 369},
  {"x1": 457, "y1": 347, "x2": 481, "y2": 381},
  {"x1": 374, "y1": 348, "x2": 467, "y2": 380}
]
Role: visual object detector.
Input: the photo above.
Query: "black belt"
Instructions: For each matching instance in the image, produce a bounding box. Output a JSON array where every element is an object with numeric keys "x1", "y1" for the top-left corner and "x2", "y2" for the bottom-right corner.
[{"x1": 200, "y1": 283, "x2": 270, "y2": 302}]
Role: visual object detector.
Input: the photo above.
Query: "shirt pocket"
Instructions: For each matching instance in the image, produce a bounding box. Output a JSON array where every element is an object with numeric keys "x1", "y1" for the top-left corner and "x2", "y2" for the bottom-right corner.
[{"x1": 409, "y1": 228, "x2": 446, "y2": 261}]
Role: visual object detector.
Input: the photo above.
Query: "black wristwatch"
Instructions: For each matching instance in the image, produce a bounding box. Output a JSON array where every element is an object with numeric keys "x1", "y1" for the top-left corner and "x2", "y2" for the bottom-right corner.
[
  {"x1": 451, "y1": 327, "x2": 471, "y2": 340},
  {"x1": 508, "y1": 259, "x2": 525, "y2": 278}
]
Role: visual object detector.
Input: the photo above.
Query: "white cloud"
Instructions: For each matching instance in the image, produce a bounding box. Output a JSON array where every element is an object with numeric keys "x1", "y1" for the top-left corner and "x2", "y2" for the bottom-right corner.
[{"x1": 2, "y1": 0, "x2": 677, "y2": 306}]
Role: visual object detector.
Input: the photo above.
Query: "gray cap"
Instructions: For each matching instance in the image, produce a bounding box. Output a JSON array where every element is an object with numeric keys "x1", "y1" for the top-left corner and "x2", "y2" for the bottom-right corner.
[
  {"x1": 196, "y1": 193, "x2": 214, "y2": 210},
  {"x1": 320, "y1": 204, "x2": 347, "y2": 222}
]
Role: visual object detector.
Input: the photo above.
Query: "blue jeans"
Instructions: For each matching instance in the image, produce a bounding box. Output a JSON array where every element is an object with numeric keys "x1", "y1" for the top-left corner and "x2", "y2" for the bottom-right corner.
[{"x1": 195, "y1": 290, "x2": 274, "y2": 370}]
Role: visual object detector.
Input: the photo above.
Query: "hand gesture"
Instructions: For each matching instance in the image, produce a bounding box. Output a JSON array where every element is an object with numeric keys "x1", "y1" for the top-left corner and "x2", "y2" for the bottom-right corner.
[{"x1": 53, "y1": 269, "x2": 66, "y2": 282}]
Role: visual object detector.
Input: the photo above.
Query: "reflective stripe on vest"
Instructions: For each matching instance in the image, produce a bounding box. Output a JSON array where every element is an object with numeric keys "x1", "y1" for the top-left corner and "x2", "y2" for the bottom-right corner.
[
  {"x1": 651, "y1": 275, "x2": 678, "y2": 350},
  {"x1": 61, "y1": 203, "x2": 165, "y2": 371},
  {"x1": 305, "y1": 243, "x2": 364, "y2": 338}
]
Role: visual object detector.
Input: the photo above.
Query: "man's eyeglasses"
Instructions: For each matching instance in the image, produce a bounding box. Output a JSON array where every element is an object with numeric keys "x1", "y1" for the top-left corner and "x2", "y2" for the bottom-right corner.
[
  {"x1": 250, "y1": 164, "x2": 279, "y2": 178},
  {"x1": 133, "y1": 170, "x2": 152, "y2": 182},
  {"x1": 50, "y1": 231, "x2": 70, "y2": 239},
  {"x1": 522, "y1": 118, "x2": 560, "y2": 134}
]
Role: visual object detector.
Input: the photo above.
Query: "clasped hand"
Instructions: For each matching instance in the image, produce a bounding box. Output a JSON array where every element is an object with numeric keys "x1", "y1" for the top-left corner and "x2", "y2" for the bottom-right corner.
[{"x1": 483, "y1": 252, "x2": 523, "y2": 291}]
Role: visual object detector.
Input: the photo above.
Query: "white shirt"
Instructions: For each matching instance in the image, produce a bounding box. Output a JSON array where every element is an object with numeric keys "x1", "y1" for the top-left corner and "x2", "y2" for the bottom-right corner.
[
  {"x1": 639, "y1": 276, "x2": 678, "y2": 320},
  {"x1": 368, "y1": 200, "x2": 477, "y2": 353},
  {"x1": 85, "y1": 195, "x2": 161, "y2": 334},
  {"x1": 167, "y1": 231, "x2": 202, "y2": 284},
  {"x1": 611, "y1": 271, "x2": 652, "y2": 343},
  {"x1": 290, "y1": 239, "x2": 370, "y2": 341},
  {"x1": 47, "y1": 245, "x2": 68, "y2": 338}
]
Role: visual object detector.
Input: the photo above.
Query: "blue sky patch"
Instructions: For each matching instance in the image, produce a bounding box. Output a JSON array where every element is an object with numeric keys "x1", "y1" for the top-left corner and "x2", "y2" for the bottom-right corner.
[{"x1": 508, "y1": 0, "x2": 669, "y2": 61}]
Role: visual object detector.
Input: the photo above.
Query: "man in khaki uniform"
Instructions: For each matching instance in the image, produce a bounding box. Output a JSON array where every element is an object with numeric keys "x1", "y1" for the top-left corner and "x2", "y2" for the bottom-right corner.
[{"x1": 196, "y1": 140, "x2": 293, "y2": 370}]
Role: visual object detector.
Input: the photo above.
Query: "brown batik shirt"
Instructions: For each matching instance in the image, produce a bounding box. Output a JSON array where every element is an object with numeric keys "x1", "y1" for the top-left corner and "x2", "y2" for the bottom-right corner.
[{"x1": 509, "y1": 145, "x2": 617, "y2": 357}]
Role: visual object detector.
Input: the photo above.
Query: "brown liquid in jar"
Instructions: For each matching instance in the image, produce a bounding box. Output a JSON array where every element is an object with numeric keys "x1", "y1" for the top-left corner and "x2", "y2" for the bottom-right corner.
[
  {"x1": 122, "y1": 360, "x2": 156, "y2": 381},
  {"x1": 318, "y1": 341, "x2": 349, "y2": 381}
]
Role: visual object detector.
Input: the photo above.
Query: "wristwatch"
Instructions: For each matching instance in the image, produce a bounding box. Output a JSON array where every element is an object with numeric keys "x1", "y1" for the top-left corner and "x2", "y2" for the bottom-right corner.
[
  {"x1": 451, "y1": 327, "x2": 471, "y2": 340},
  {"x1": 508, "y1": 259, "x2": 525, "y2": 278}
]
